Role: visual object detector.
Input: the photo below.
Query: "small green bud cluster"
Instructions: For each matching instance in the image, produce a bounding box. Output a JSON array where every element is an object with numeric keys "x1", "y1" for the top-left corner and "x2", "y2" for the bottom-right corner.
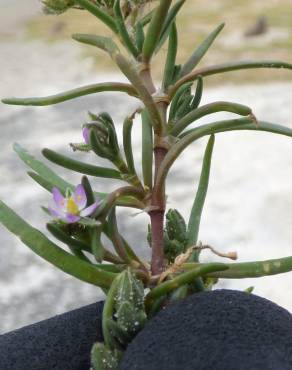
[
  {"x1": 148, "y1": 209, "x2": 188, "y2": 263},
  {"x1": 164, "y1": 209, "x2": 188, "y2": 262},
  {"x1": 91, "y1": 342, "x2": 121, "y2": 370},
  {"x1": 111, "y1": 269, "x2": 146, "y2": 346},
  {"x1": 42, "y1": 0, "x2": 76, "y2": 14}
]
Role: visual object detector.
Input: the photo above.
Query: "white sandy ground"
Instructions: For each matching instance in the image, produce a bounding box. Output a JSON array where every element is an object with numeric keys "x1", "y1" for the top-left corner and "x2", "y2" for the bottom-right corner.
[{"x1": 1, "y1": 0, "x2": 292, "y2": 334}]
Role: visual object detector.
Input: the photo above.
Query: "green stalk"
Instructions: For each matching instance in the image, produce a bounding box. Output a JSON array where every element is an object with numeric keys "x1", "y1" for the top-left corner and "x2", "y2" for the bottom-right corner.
[
  {"x1": 114, "y1": 53, "x2": 163, "y2": 135},
  {"x1": 2, "y1": 83, "x2": 138, "y2": 106}
]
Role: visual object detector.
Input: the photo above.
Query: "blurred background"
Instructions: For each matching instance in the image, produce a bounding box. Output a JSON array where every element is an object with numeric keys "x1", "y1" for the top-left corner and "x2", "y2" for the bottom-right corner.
[{"x1": 1, "y1": 0, "x2": 292, "y2": 334}]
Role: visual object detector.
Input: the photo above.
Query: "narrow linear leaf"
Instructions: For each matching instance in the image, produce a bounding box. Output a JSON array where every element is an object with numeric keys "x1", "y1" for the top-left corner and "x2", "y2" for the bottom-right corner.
[
  {"x1": 114, "y1": 0, "x2": 139, "y2": 58},
  {"x1": 156, "y1": 0, "x2": 185, "y2": 52},
  {"x1": 168, "y1": 82, "x2": 193, "y2": 123},
  {"x1": 2, "y1": 82, "x2": 138, "y2": 106},
  {"x1": 14, "y1": 143, "x2": 72, "y2": 192},
  {"x1": 82, "y1": 175, "x2": 95, "y2": 206},
  {"x1": 191, "y1": 76, "x2": 203, "y2": 110},
  {"x1": 28, "y1": 171, "x2": 72, "y2": 195},
  {"x1": 0, "y1": 201, "x2": 116, "y2": 288},
  {"x1": 171, "y1": 101, "x2": 252, "y2": 136},
  {"x1": 42, "y1": 148, "x2": 122, "y2": 180},
  {"x1": 103, "y1": 222, "x2": 142, "y2": 265},
  {"x1": 135, "y1": 21, "x2": 145, "y2": 53},
  {"x1": 180, "y1": 23, "x2": 225, "y2": 77},
  {"x1": 162, "y1": 22, "x2": 178, "y2": 90},
  {"x1": 108, "y1": 207, "x2": 130, "y2": 263},
  {"x1": 141, "y1": 109, "x2": 153, "y2": 190},
  {"x1": 155, "y1": 118, "x2": 292, "y2": 200},
  {"x1": 74, "y1": 0, "x2": 118, "y2": 34},
  {"x1": 142, "y1": 0, "x2": 172, "y2": 62},
  {"x1": 183, "y1": 256, "x2": 292, "y2": 279},
  {"x1": 140, "y1": 8, "x2": 155, "y2": 27},
  {"x1": 20, "y1": 145, "x2": 141, "y2": 211},
  {"x1": 72, "y1": 33, "x2": 119, "y2": 56},
  {"x1": 91, "y1": 226, "x2": 105, "y2": 263},
  {"x1": 172, "y1": 60, "x2": 292, "y2": 97},
  {"x1": 187, "y1": 135, "x2": 215, "y2": 258},
  {"x1": 123, "y1": 117, "x2": 136, "y2": 174}
]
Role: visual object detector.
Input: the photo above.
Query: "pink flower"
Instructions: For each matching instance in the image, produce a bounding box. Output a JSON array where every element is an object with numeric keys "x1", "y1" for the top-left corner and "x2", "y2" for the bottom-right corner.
[
  {"x1": 82, "y1": 126, "x2": 90, "y2": 145},
  {"x1": 48, "y1": 184, "x2": 101, "y2": 223}
]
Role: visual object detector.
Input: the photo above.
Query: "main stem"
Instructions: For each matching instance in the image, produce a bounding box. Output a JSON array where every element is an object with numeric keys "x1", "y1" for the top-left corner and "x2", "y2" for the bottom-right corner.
[
  {"x1": 150, "y1": 144, "x2": 167, "y2": 275},
  {"x1": 140, "y1": 65, "x2": 168, "y2": 276}
]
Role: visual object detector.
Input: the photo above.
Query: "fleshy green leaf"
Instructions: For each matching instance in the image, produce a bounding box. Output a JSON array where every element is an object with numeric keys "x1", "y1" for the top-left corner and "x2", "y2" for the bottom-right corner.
[
  {"x1": 42, "y1": 148, "x2": 122, "y2": 179},
  {"x1": 72, "y1": 33, "x2": 119, "y2": 56},
  {"x1": 155, "y1": 119, "x2": 292, "y2": 201},
  {"x1": 142, "y1": 0, "x2": 172, "y2": 62},
  {"x1": 74, "y1": 0, "x2": 118, "y2": 34},
  {"x1": 162, "y1": 22, "x2": 178, "y2": 90},
  {"x1": 156, "y1": 0, "x2": 185, "y2": 52},
  {"x1": 14, "y1": 143, "x2": 72, "y2": 192},
  {"x1": 180, "y1": 23, "x2": 225, "y2": 77},
  {"x1": 0, "y1": 201, "x2": 116, "y2": 288},
  {"x1": 171, "y1": 101, "x2": 252, "y2": 136},
  {"x1": 171, "y1": 60, "x2": 292, "y2": 97},
  {"x1": 2, "y1": 82, "x2": 138, "y2": 106},
  {"x1": 113, "y1": 0, "x2": 139, "y2": 58},
  {"x1": 122, "y1": 116, "x2": 137, "y2": 176},
  {"x1": 187, "y1": 135, "x2": 215, "y2": 259}
]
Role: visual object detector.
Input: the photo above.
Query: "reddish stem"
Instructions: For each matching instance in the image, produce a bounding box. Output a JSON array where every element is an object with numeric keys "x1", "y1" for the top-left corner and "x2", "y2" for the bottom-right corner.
[{"x1": 150, "y1": 117, "x2": 168, "y2": 275}]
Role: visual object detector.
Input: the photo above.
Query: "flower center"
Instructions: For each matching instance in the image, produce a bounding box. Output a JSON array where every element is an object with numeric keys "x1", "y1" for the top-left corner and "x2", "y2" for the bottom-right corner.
[{"x1": 66, "y1": 198, "x2": 79, "y2": 215}]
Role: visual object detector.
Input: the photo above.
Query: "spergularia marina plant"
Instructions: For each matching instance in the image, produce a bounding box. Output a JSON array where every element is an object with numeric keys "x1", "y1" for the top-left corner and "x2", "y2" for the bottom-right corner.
[{"x1": 1, "y1": 0, "x2": 292, "y2": 368}]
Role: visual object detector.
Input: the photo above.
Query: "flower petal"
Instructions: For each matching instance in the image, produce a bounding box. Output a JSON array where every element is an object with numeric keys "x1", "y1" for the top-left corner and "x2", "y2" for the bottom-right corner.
[
  {"x1": 80, "y1": 200, "x2": 101, "y2": 217},
  {"x1": 74, "y1": 184, "x2": 87, "y2": 209},
  {"x1": 52, "y1": 187, "x2": 66, "y2": 210},
  {"x1": 48, "y1": 206, "x2": 64, "y2": 219},
  {"x1": 65, "y1": 213, "x2": 81, "y2": 223},
  {"x1": 82, "y1": 127, "x2": 90, "y2": 145}
]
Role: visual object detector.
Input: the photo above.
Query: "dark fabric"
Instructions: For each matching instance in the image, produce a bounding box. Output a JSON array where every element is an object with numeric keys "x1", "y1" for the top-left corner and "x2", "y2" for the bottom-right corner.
[
  {"x1": 120, "y1": 289, "x2": 292, "y2": 370},
  {"x1": 0, "y1": 301, "x2": 104, "y2": 370}
]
